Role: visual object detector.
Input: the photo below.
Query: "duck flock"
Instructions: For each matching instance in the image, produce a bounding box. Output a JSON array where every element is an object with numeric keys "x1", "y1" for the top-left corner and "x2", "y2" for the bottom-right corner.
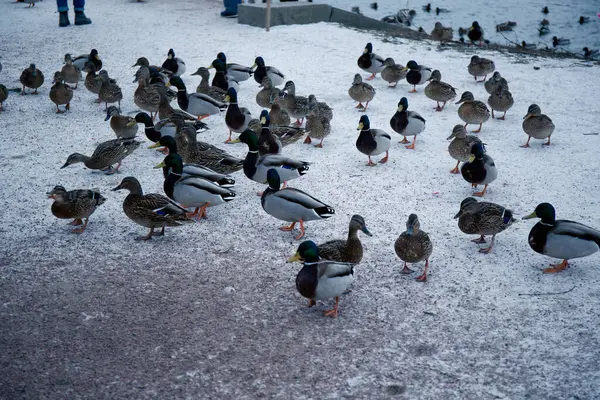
[{"x1": 2, "y1": 40, "x2": 599, "y2": 319}]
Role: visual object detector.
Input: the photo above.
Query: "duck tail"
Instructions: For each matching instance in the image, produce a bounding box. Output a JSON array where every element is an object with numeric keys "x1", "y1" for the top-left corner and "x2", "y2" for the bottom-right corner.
[
  {"x1": 298, "y1": 164, "x2": 310, "y2": 176},
  {"x1": 503, "y1": 209, "x2": 515, "y2": 225},
  {"x1": 315, "y1": 206, "x2": 335, "y2": 219},
  {"x1": 217, "y1": 177, "x2": 236, "y2": 187},
  {"x1": 222, "y1": 191, "x2": 236, "y2": 202}
]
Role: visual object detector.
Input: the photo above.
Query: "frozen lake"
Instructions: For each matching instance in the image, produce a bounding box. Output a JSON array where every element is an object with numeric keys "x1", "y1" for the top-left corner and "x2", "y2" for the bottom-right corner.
[{"x1": 316, "y1": 0, "x2": 600, "y2": 55}]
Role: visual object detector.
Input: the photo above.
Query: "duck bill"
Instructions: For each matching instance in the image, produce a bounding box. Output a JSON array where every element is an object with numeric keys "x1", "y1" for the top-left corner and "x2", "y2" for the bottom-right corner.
[
  {"x1": 190, "y1": 71, "x2": 199, "y2": 76},
  {"x1": 207, "y1": 65, "x2": 214, "y2": 69},
  {"x1": 126, "y1": 120, "x2": 137, "y2": 128},
  {"x1": 455, "y1": 99, "x2": 464, "y2": 104},
  {"x1": 60, "y1": 162, "x2": 69, "y2": 169},
  {"x1": 228, "y1": 138, "x2": 241, "y2": 144},
  {"x1": 148, "y1": 142, "x2": 162, "y2": 149},
  {"x1": 468, "y1": 155, "x2": 475, "y2": 162},
  {"x1": 357, "y1": 122, "x2": 364, "y2": 131},
  {"x1": 287, "y1": 253, "x2": 303, "y2": 263},
  {"x1": 46, "y1": 193, "x2": 57, "y2": 199},
  {"x1": 446, "y1": 133, "x2": 456, "y2": 140},
  {"x1": 224, "y1": 95, "x2": 231, "y2": 103},
  {"x1": 453, "y1": 210, "x2": 463, "y2": 219},
  {"x1": 397, "y1": 105, "x2": 403, "y2": 112},
  {"x1": 401, "y1": 66, "x2": 408, "y2": 72},
  {"x1": 406, "y1": 226, "x2": 414, "y2": 236},
  {"x1": 154, "y1": 162, "x2": 166, "y2": 169},
  {"x1": 260, "y1": 117, "x2": 266, "y2": 124},
  {"x1": 523, "y1": 113, "x2": 531, "y2": 120},
  {"x1": 362, "y1": 226, "x2": 373, "y2": 236},
  {"x1": 111, "y1": 185, "x2": 122, "y2": 191},
  {"x1": 522, "y1": 212, "x2": 537, "y2": 220},
  {"x1": 104, "y1": 114, "x2": 111, "y2": 121}
]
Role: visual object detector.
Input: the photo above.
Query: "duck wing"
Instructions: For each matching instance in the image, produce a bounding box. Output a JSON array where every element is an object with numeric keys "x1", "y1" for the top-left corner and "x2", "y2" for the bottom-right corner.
[{"x1": 554, "y1": 220, "x2": 600, "y2": 245}]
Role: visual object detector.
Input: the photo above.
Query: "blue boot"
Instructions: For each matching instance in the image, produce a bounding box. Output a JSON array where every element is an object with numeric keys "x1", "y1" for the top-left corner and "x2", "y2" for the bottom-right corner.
[{"x1": 221, "y1": 0, "x2": 241, "y2": 18}]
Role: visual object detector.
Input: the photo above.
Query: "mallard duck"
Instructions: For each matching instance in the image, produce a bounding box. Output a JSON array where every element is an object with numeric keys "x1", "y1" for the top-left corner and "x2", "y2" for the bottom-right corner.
[
  {"x1": 454, "y1": 197, "x2": 515, "y2": 253},
  {"x1": 132, "y1": 57, "x2": 173, "y2": 84},
  {"x1": 357, "y1": 42, "x2": 385, "y2": 80},
  {"x1": 191, "y1": 67, "x2": 226, "y2": 102},
  {"x1": 223, "y1": 87, "x2": 253, "y2": 143},
  {"x1": 447, "y1": 124, "x2": 482, "y2": 174},
  {"x1": 96, "y1": 70, "x2": 123, "y2": 110},
  {"x1": 302, "y1": 94, "x2": 333, "y2": 148},
  {"x1": 287, "y1": 240, "x2": 354, "y2": 318},
  {"x1": 262, "y1": 169, "x2": 334, "y2": 240},
  {"x1": 161, "y1": 48, "x2": 186, "y2": 77},
  {"x1": 73, "y1": 49, "x2": 101, "y2": 72},
  {"x1": 348, "y1": 74, "x2": 376, "y2": 111},
  {"x1": 231, "y1": 130, "x2": 309, "y2": 186},
  {"x1": 431, "y1": 22, "x2": 453, "y2": 42},
  {"x1": 250, "y1": 110, "x2": 305, "y2": 148},
  {"x1": 47, "y1": 185, "x2": 106, "y2": 233},
  {"x1": 394, "y1": 214, "x2": 433, "y2": 281},
  {"x1": 168, "y1": 76, "x2": 226, "y2": 120},
  {"x1": 61, "y1": 54, "x2": 81, "y2": 89},
  {"x1": 83, "y1": 62, "x2": 111, "y2": 102},
  {"x1": 112, "y1": 177, "x2": 193, "y2": 241},
  {"x1": 583, "y1": 47, "x2": 599, "y2": 59},
  {"x1": 520, "y1": 41, "x2": 537, "y2": 50},
  {"x1": 256, "y1": 77, "x2": 280, "y2": 109},
  {"x1": 424, "y1": 69, "x2": 457, "y2": 111},
  {"x1": 155, "y1": 154, "x2": 235, "y2": 220},
  {"x1": 552, "y1": 36, "x2": 570, "y2": 47},
  {"x1": 461, "y1": 143, "x2": 497, "y2": 197},
  {"x1": 20, "y1": 63, "x2": 44, "y2": 95},
  {"x1": 467, "y1": 21, "x2": 484, "y2": 44},
  {"x1": 280, "y1": 81, "x2": 309, "y2": 126},
  {"x1": 49, "y1": 72, "x2": 73, "y2": 113},
  {"x1": 269, "y1": 103, "x2": 291, "y2": 126},
  {"x1": 456, "y1": 91, "x2": 490, "y2": 133},
  {"x1": 484, "y1": 71, "x2": 505, "y2": 95},
  {"x1": 134, "y1": 66, "x2": 161, "y2": 120},
  {"x1": 133, "y1": 112, "x2": 176, "y2": 146},
  {"x1": 389, "y1": 97, "x2": 426, "y2": 149},
  {"x1": 356, "y1": 115, "x2": 391, "y2": 166},
  {"x1": 381, "y1": 58, "x2": 407, "y2": 88},
  {"x1": 308, "y1": 94, "x2": 333, "y2": 122},
  {"x1": 487, "y1": 81, "x2": 514, "y2": 120},
  {"x1": 0, "y1": 85, "x2": 7, "y2": 111},
  {"x1": 208, "y1": 59, "x2": 231, "y2": 91},
  {"x1": 403, "y1": 60, "x2": 432, "y2": 93},
  {"x1": 318, "y1": 215, "x2": 372, "y2": 263},
  {"x1": 252, "y1": 56, "x2": 285, "y2": 87},
  {"x1": 521, "y1": 104, "x2": 555, "y2": 147},
  {"x1": 468, "y1": 55, "x2": 495, "y2": 82},
  {"x1": 256, "y1": 110, "x2": 283, "y2": 156},
  {"x1": 522, "y1": 203, "x2": 600, "y2": 273},
  {"x1": 105, "y1": 106, "x2": 138, "y2": 139},
  {"x1": 215, "y1": 52, "x2": 252, "y2": 82},
  {"x1": 61, "y1": 138, "x2": 141, "y2": 174}
]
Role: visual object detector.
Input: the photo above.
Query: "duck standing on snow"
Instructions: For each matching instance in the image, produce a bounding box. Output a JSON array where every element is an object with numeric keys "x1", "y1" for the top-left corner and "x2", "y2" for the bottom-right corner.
[
  {"x1": 357, "y1": 42, "x2": 385, "y2": 81},
  {"x1": 288, "y1": 240, "x2": 354, "y2": 318},
  {"x1": 454, "y1": 197, "x2": 515, "y2": 253},
  {"x1": 73, "y1": 49, "x2": 102, "y2": 72},
  {"x1": 105, "y1": 106, "x2": 138, "y2": 139},
  {"x1": 304, "y1": 95, "x2": 333, "y2": 147},
  {"x1": 61, "y1": 54, "x2": 81, "y2": 89},
  {"x1": 356, "y1": 115, "x2": 391, "y2": 166},
  {"x1": 468, "y1": 55, "x2": 495, "y2": 82},
  {"x1": 252, "y1": 56, "x2": 285, "y2": 87},
  {"x1": 403, "y1": 60, "x2": 432, "y2": 93},
  {"x1": 83, "y1": 62, "x2": 110, "y2": 103},
  {"x1": 447, "y1": 124, "x2": 482, "y2": 174},
  {"x1": 49, "y1": 72, "x2": 73, "y2": 113},
  {"x1": 256, "y1": 76, "x2": 280, "y2": 109},
  {"x1": 256, "y1": 110, "x2": 283, "y2": 156},
  {"x1": 280, "y1": 81, "x2": 310, "y2": 126},
  {"x1": 61, "y1": 138, "x2": 141, "y2": 175},
  {"x1": 467, "y1": 21, "x2": 484, "y2": 44},
  {"x1": 424, "y1": 69, "x2": 457, "y2": 111},
  {"x1": 161, "y1": 48, "x2": 186, "y2": 77},
  {"x1": 521, "y1": 104, "x2": 555, "y2": 147},
  {"x1": 97, "y1": 70, "x2": 123, "y2": 110},
  {"x1": 269, "y1": 103, "x2": 291, "y2": 126},
  {"x1": 522, "y1": 203, "x2": 600, "y2": 273},
  {"x1": 348, "y1": 74, "x2": 376, "y2": 111},
  {"x1": 431, "y1": 22, "x2": 453, "y2": 42},
  {"x1": 461, "y1": 142, "x2": 497, "y2": 197},
  {"x1": 47, "y1": 185, "x2": 106, "y2": 234},
  {"x1": 318, "y1": 215, "x2": 372, "y2": 263},
  {"x1": 390, "y1": 97, "x2": 425, "y2": 149},
  {"x1": 209, "y1": 59, "x2": 234, "y2": 91},
  {"x1": 20, "y1": 63, "x2": 44, "y2": 95},
  {"x1": 134, "y1": 67, "x2": 161, "y2": 120},
  {"x1": 394, "y1": 214, "x2": 433, "y2": 282},
  {"x1": 487, "y1": 80, "x2": 514, "y2": 120},
  {"x1": 381, "y1": 58, "x2": 407, "y2": 88},
  {"x1": 217, "y1": 52, "x2": 253, "y2": 82},
  {"x1": 168, "y1": 76, "x2": 227, "y2": 120},
  {"x1": 0, "y1": 85, "x2": 8, "y2": 111},
  {"x1": 456, "y1": 91, "x2": 490, "y2": 133},
  {"x1": 262, "y1": 169, "x2": 334, "y2": 240},
  {"x1": 484, "y1": 71, "x2": 504, "y2": 94},
  {"x1": 191, "y1": 67, "x2": 227, "y2": 102},
  {"x1": 552, "y1": 36, "x2": 570, "y2": 47},
  {"x1": 224, "y1": 87, "x2": 253, "y2": 143}
]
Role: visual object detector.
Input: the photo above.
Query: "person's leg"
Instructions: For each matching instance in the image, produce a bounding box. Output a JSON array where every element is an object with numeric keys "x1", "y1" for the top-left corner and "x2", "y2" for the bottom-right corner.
[
  {"x1": 57, "y1": 0, "x2": 70, "y2": 27},
  {"x1": 221, "y1": 0, "x2": 241, "y2": 17},
  {"x1": 57, "y1": 0, "x2": 69, "y2": 12},
  {"x1": 73, "y1": 0, "x2": 92, "y2": 25}
]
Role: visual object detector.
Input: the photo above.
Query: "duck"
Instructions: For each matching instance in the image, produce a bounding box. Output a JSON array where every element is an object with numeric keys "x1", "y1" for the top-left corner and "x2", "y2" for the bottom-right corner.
[
  {"x1": 216, "y1": 52, "x2": 253, "y2": 82},
  {"x1": 424, "y1": 69, "x2": 457, "y2": 111},
  {"x1": 105, "y1": 106, "x2": 138, "y2": 139},
  {"x1": 447, "y1": 124, "x2": 482, "y2": 174},
  {"x1": 161, "y1": 48, "x2": 186, "y2": 77},
  {"x1": 256, "y1": 110, "x2": 283, "y2": 156},
  {"x1": 467, "y1": 55, "x2": 495, "y2": 82},
  {"x1": 579, "y1": 16, "x2": 590, "y2": 24},
  {"x1": 484, "y1": 71, "x2": 505, "y2": 94},
  {"x1": 552, "y1": 36, "x2": 570, "y2": 47},
  {"x1": 431, "y1": 22, "x2": 453, "y2": 42},
  {"x1": 454, "y1": 197, "x2": 515, "y2": 253},
  {"x1": 456, "y1": 91, "x2": 490, "y2": 133},
  {"x1": 389, "y1": 97, "x2": 426, "y2": 149},
  {"x1": 252, "y1": 56, "x2": 285, "y2": 87},
  {"x1": 542, "y1": 6, "x2": 549, "y2": 14},
  {"x1": 317, "y1": 215, "x2": 372, "y2": 263},
  {"x1": 262, "y1": 169, "x2": 334, "y2": 240},
  {"x1": 520, "y1": 41, "x2": 537, "y2": 50},
  {"x1": 132, "y1": 57, "x2": 172, "y2": 82},
  {"x1": 304, "y1": 95, "x2": 333, "y2": 147},
  {"x1": 112, "y1": 177, "x2": 193, "y2": 241},
  {"x1": 356, "y1": 115, "x2": 391, "y2": 166},
  {"x1": 380, "y1": 58, "x2": 407, "y2": 88},
  {"x1": 73, "y1": 49, "x2": 102, "y2": 72},
  {"x1": 168, "y1": 76, "x2": 227, "y2": 120},
  {"x1": 256, "y1": 76, "x2": 280, "y2": 108},
  {"x1": 249, "y1": 110, "x2": 305, "y2": 147},
  {"x1": 467, "y1": 21, "x2": 484, "y2": 44},
  {"x1": 269, "y1": 103, "x2": 291, "y2": 126},
  {"x1": 209, "y1": 59, "x2": 231, "y2": 91},
  {"x1": 20, "y1": 63, "x2": 44, "y2": 95},
  {"x1": 155, "y1": 154, "x2": 235, "y2": 220},
  {"x1": 49, "y1": 72, "x2": 73, "y2": 113},
  {"x1": 133, "y1": 112, "x2": 177, "y2": 146},
  {"x1": 487, "y1": 81, "x2": 514, "y2": 120},
  {"x1": 224, "y1": 87, "x2": 253, "y2": 143},
  {"x1": 460, "y1": 142, "x2": 497, "y2": 197},
  {"x1": 394, "y1": 214, "x2": 433, "y2": 282},
  {"x1": 83, "y1": 62, "x2": 110, "y2": 102},
  {"x1": 231, "y1": 130, "x2": 309, "y2": 186},
  {"x1": 348, "y1": 74, "x2": 376, "y2": 111},
  {"x1": 134, "y1": 66, "x2": 161, "y2": 120},
  {"x1": 521, "y1": 104, "x2": 555, "y2": 147},
  {"x1": 583, "y1": 47, "x2": 599, "y2": 59},
  {"x1": 287, "y1": 240, "x2": 354, "y2": 318},
  {"x1": 61, "y1": 54, "x2": 81, "y2": 89},
  {"x1": 0, "y1": 85, "x2": 7, "y2": 111},
  {"x1": 191, "y1": 67, "x2": 227, "y2": 102},
  {"x1": 522, "y1": 203, "x2": 600, "y2": 273},
  {"x1": 403, "y1": 60, "x2": 432, "y2": 93},
  {"x1": 61, "y1": 138, "x2": 141, "y2": 174},
  {"x1": 46, "y1": 185, "x2": 106, "y2": 233},
  {"x1": 357, "y1": 42, "x2": 385, "y2": 80},
  {"x1": 96, "y1": 70, "x2": 123, "y2": 110},
  {"x1": 280, "y1": 81, "x2": 310, "y2": 126}
]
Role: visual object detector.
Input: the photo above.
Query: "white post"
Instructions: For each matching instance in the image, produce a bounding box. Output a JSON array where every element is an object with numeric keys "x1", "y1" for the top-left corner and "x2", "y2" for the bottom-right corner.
[{"x1": 266, "y1": 0, "x2": 272, "y2": 32}]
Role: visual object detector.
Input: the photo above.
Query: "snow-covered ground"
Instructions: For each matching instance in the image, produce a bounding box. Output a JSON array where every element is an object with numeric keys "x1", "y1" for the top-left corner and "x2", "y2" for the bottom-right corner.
[
  {"x1": 1, "y1": 0, "x2": 600, "y2": 399},
  {"x1": 316, "y1": 0, "x2": 600, "y2": 55}
]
